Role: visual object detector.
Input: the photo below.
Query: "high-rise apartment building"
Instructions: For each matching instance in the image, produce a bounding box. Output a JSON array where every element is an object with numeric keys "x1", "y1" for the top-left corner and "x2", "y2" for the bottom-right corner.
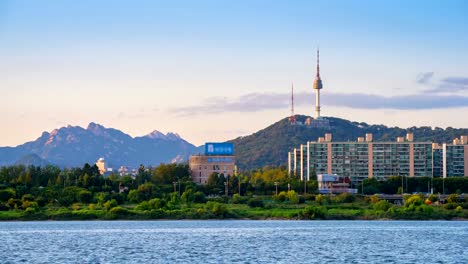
[{"x1": 289, "y1": 133, "x2": 437, "y2": 183}]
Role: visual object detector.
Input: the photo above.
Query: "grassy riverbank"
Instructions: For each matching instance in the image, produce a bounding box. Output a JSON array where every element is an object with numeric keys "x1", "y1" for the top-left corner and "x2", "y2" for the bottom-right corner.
[{"x1": 1, "y1": 194, "x2": 467, "y2": 221}]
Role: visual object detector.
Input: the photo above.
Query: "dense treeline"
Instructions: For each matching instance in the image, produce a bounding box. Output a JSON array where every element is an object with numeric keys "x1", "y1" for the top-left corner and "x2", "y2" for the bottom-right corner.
[
  {"x1": 0, "y1": 164, "x2": 467, "y2": 220},
  {"x1": 361, "y1": 176, "x2": 468, "y2": 195}
]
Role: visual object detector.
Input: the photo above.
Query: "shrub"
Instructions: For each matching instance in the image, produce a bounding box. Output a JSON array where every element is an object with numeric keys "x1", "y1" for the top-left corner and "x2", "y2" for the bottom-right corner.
[
  {"x1": 299, "y1": 206, "x2": 327, "y2": 219},
  {"x1": 287, "y1": 190, "x2": 299, "y2": 204},
  {"x1": 443, "y1": 203, "x2": 457, "y2": 210},
  {"x1": 455, "y1": 206, "x2": 463, "y2": 212},
  {"x1": 0, "y1": 189, "x2": 15, "y2": 202},
  {"x1": 205, "y1": 202, "x2": 227, "y2": 217},
  {"x1": 193, "y1": 191, "x2": 206, "y2": 203},
  {"x1": 247, "y1": 198, "x2": 264, "y2": 208},
  {"x1": 148, "y1": 198, "x2": 164, "y2": 209},
  {"x1": 22, "y1": 194, "x2": 34, "y2": 202},
  {"x1": 404, "y1": 195, "x2": 423, "y2": 207},
  {"x1": 88, "y1": 203, "x2": 97, "y2": 210},
  {"x1": 71, "y1": 203, "x2": 82, "y2": 211},
  {"x1": 370, "y1": 194, "x2": 380, "y2": 204},
  {"x1": 22, "y1": 200, "x2": 39, "y2": 211},
  {"x1": 315, "y1": 194, "x2": 327, "y2": 205},
  {"x1": 373, "y1": 200, "x2": 391, "y2": 211},
  {"x1": 275, "y1": 191, "x2": 287, "y2": 202},
  {"x1": 427, "y1": 194, "x2": 437, "y2": 203},
  {"x1": 135, "y1": 201, "x2": 150, "y2": 211},
  {"x1": 110, "y1": 193, "x2": 126, "y2": 205},
  {"x1": 78, "y1": 191, "x2": 93, "y2": 204},
  {"x1": 333, "y1": 193, "x2": 356, "y2": 203},
  {"x1": 24, "y1": 207, "x2": 37, "y2": 214},
  {"x1": 447, "y1": 194, "x2": 461, "y2": 204},
  {"x1": 104, "y1": 199, "x2": 118, "y2": 211},
  {"x1": 181, "y1": 189, "x2": 195, "y2": 204},
  {"x1": 231, "y1": 194, "x2": 246, "y2": 204},
  {"x1": 110, "y1": 206, "x2": 129, "y2": 215}
]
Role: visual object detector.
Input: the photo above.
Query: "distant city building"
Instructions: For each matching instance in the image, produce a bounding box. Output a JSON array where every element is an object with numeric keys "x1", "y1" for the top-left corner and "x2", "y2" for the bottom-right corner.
[
  {"x1": 96, "y1": 157, "x2": 107, "y2": 175},
  {"x1": 289, "y1": 133, "x2": 437, "y2": 184},
  {"x1": 317, "y1": 174, "x2": 357, "y2": 194},
  {"x1": 189, "y1": 143, "x2": 236, "y2": 184},
  {"x1": 436, "y1": 136, "x2": 468, "y2": 178},
  {"x1": 289, "y1": 133, "x2": 468, "y2": 183}
]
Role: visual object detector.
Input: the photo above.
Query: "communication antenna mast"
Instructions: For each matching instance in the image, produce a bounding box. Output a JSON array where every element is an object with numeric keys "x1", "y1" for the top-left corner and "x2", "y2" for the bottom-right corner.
[{"x1": 289, "y1": 82, "x2": 296, "y2": 124}]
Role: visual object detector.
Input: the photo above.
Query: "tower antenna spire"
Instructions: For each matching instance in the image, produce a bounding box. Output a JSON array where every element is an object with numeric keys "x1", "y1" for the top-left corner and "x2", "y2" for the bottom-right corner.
[
  {"x1": 289, "y1": 82, "x2": 296, "y2": 124},
  {"x1": 316, "y1": 48, "x2": 320, "y2": 78}
]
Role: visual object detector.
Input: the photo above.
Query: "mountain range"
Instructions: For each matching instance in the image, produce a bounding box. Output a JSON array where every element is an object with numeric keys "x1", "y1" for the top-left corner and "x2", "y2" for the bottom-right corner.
[
  {"x1": 0, "y1": 123, "x2": 200, "y2": 168},
  {"x1": 1, "y1": 117, "x2": 467, "y2": 170}
]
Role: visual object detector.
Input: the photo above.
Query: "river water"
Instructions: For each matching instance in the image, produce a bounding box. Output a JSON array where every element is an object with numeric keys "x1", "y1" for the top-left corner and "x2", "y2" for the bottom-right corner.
[{"x1": 0, "y1": 220, "x2": 466, "y2": 263}]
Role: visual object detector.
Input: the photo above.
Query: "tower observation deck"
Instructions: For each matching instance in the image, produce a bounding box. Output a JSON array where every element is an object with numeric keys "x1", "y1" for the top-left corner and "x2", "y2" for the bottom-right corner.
[{"x1": 313, "y1": 49, "x2": 323, "y2": 119}]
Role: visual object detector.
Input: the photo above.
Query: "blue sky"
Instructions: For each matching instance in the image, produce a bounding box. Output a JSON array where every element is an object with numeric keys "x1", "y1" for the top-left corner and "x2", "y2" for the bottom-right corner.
[{"x1": 1, "y1": 0, "x2": 467, "y2": 146}]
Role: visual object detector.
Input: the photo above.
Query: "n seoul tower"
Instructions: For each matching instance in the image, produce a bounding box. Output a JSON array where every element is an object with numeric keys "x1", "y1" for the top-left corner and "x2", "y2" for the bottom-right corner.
[{"x1": 313, "y1": 49, "x2": 323, "y2": 119}]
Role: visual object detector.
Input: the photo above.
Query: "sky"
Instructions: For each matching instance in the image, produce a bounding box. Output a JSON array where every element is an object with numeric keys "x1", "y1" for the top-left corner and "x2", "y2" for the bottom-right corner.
[{"x1": 1, "y1": 0, "x2": 468, "y2": 147}]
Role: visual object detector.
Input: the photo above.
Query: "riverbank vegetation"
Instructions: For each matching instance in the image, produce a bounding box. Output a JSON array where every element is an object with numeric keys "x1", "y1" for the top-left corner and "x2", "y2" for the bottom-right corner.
[{"x1": 0, "y1": 164, "x2": 467, "y2": 221}]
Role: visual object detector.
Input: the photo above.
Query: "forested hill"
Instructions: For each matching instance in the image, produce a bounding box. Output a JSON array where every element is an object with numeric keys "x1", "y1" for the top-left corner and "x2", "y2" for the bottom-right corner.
[{"x1": 230, "y1": 115, "x2": 468, "y2": 170}]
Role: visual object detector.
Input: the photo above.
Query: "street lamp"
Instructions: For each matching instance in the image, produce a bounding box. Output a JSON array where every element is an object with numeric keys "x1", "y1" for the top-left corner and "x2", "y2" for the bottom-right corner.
[{"x1": 274, "y1": 182, "x2": 279, "y2": 196}]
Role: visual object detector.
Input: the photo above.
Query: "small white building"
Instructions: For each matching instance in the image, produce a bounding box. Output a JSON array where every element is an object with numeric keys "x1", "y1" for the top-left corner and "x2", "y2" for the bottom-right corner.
[
  {"x1": 317, "y1": 174, "x2": 357, "y2": 194},
  {"x1": 96, "y1": 157, "x2": 107, "y2": 175}
]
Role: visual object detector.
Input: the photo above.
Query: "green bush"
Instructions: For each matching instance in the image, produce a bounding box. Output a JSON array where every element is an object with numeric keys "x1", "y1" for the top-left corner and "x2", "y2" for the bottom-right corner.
[
  {"x1": 24, "y1": 207, "x2": 37, "y2": 214},
  {"x1": 148, "y1": 198, "x2": 165, "y2": 209},
  {"x1": 443, "y1": 203, "x2": 457, "y2": 210},
  {"x1": 275, "y1": 191, "x2": 287, "y2": 202},
  {"x1": 447, "y1": 194, "x2": 461, "y2": 204},
  {"x1": 104, "y1": 199, "x2": 118, "y2": 211},
  {"x1": 0, "y1": 189, "x2": 15, "y2": 202},
  {"x1": 135, "y1": 201, "x2": 150, "y2": 211},
  {"x1": 232, "y1": 194, "x2": 246, "y2": 204},
  {"x1": 427, "y1": 194, "x2": 437, "y2": 203},
  {"x1": 110, "y1": 206, "x2": 129, "y2": 215},
  {"x1": 247, "y1": 198, "x2": 264, "y2": 208},
  {"x1": 78, "y1": 190, "x2": 93, "y2": 204},
  {"x1": 22, "y1": 194, "x2": 34, "y2": 202},
  {"x1": 193, "y1": 191, "x2": 206, "y2": 203},
  {"x1": 404, "y1": 195, "x2": 423, "y2": 207},
  {"x1": 315, "y1": 194, "x2": 327, "y2": 205},
  {"x1": 181, "y1": 189, "x2": 195, "y2": 204},
  {"x1": 205, "y1": 202, "x2": 227, "y2": 217},
  {"x1": 22, "y1": 200, "x2": 39, "y2": 210},
  {"x1": 373, "y1": 200, "x2": 391, "y2": 211},
  {"x1": 287, "y1": 190, "x2": 299, "y2": 204},
  {"x1": 299, "y1": 206, "x2": 327, "y2": 219},
  {"x1": 333, "y1": 193, "x2": 356, "y2": 203}
]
